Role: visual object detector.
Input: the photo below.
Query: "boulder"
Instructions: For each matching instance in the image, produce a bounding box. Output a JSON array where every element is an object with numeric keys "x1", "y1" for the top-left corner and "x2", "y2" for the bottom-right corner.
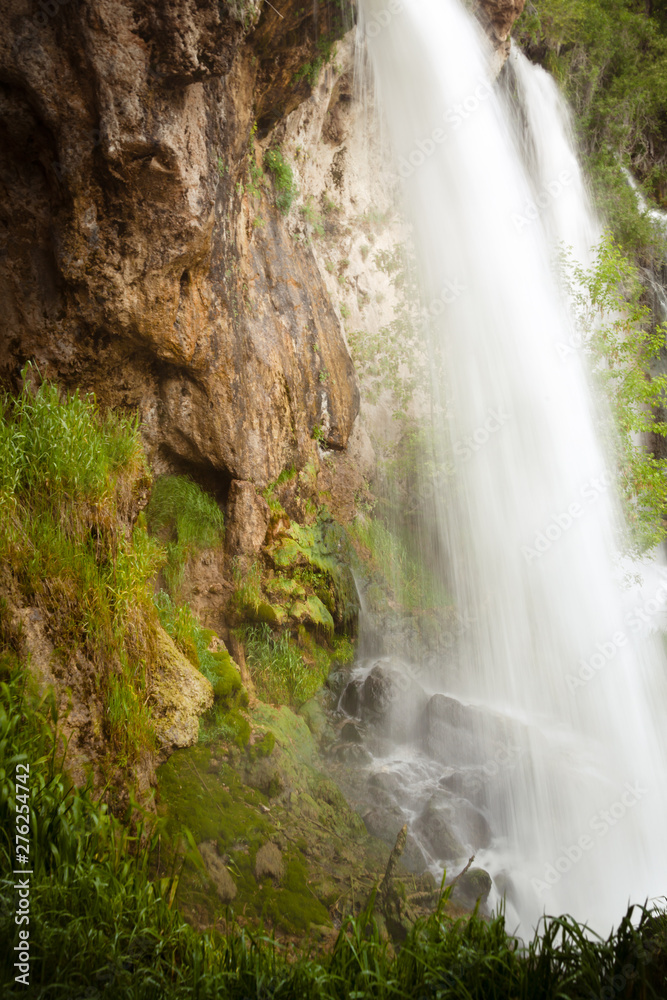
[
  {"x1": 255, "y1": 842, "x2": 284, "y2": 883},
  {"x1": 150, "y1": 628, "x2": 214, "y2": 752},
  {"x1": 198, "y1": 841, "x2": 237, "y2": 903},
  {"x1": 450, "y1": 867, "x2": 492, "y2": 910}
]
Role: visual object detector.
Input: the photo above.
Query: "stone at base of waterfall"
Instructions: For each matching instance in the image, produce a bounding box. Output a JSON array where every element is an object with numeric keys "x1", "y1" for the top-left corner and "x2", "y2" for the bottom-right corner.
[
  {"x1": 340, "y1": 659, "x2": 429, "y2": 741},
  {"x1": 341, "y1": 721, "x2": 363, "y2": 743},
  {"x1": 450, "y1": 867, "x2": 492, "y2": 910},
  {"x1": 415, "y1": 790, "x2": 492, "y2": 862},
  {"x1": 255, "y1": 842, "x2": 284, "y2": 883},
  {"x1": 421, "y1": 693, "x2": 511, "y2": 767},
  {"x1": 198, "y1": 841, "x2": 237, "y2": 903},
  {"x1": 362, "y1": 807, "x2": 426, "y2": 873},
  {"x1": 439, "y1": 768, "x2": 488, "y2": 808}
]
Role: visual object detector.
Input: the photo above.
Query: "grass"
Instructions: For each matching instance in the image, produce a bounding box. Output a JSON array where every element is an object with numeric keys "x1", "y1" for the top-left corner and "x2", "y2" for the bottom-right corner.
[
  {"x1": 242, "y1": 622, "x2": 325, "y2": 706},
  {"x1": 146, "y1": 475, "x2": 224, "y2": 593},
  {"x1": 347, "y1": 514, "x2": 449, "y2": 613},
  {"x1": 0, "y1": 367, "x2": 161, "y2": 764},
  {"x1": 263, "y1": 147, "x2": 296, "y2": 215}
]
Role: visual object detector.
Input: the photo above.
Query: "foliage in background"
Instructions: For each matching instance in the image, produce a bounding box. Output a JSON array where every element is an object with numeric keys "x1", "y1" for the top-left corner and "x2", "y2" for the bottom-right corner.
[
  {"x1": 2, "y1": 673, "x2": 667, "y2": 996},
  {"x1": 562, "y1": 233, "x2": 667, "y2": 552},
  {"x1": 146, "y1": 475, "x2": 224, "y2": 594},
  {"x1": 348, "y1": 244, "x2": 444, "y2": 420},
  {"x1": 514, "y1": 0, "x2": 667, "y2": 262},
  {"x1": 0, "y1": 370, "x2": 161, "y2": 764},
  {"x1": 348, "y1": 512, "x2": 450, "y2": 613}
]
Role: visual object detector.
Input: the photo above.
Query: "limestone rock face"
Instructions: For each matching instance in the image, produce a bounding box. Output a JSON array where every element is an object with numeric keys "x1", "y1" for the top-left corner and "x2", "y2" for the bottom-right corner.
[
  {"x1": 476, "y1": 0, "x2": 526, "y2": 70},
  {"x1": 225, "y1": 480, "x2": 271, "y2": 558},
  {"x1": 0, "y1": 0, "x2": 358, "y2": 486},
  {"x1": 150, "y1": 628, "x2": 214, "y2": 752}
]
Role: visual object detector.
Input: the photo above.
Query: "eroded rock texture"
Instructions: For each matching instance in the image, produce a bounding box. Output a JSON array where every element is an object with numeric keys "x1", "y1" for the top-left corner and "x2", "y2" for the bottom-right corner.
[
  {"x1": 0, "y1": 0, "x2": 358, "y2": 486},
  {"x1": 0, "y1": 0, "x2": 524, "y2": 487}
]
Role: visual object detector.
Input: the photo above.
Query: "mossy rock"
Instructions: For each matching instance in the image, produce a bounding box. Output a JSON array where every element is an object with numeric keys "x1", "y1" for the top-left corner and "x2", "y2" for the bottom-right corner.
[
  {"x1": 207, "y1": 650, "x2": 244, "y2": 706},
  {"x1": 255, "y1": 601, "x2": 288, "y2": 625}
]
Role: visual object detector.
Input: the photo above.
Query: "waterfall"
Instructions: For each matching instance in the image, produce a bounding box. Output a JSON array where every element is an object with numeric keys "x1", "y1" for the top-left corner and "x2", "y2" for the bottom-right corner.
[{"x1": 353, "y1": 0, "x2": 667, "y2": 932}]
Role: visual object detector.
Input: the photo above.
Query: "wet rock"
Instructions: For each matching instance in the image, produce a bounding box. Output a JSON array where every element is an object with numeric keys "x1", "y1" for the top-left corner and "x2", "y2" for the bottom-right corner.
[
  {"x1": 341, "y1": 721, "x2": 363, "y2": 743},
  {"x1": 450, "y1": 867, "x2": 492, "y2": 910},
  {"x1": 333, "y1": 742, "x2": 372, "y2": 764},
  {"x1": 414, "y1": 797, "x2": 467, "y2": 863},
  {"x1": 255, "y1": 842, "x2": 284, "y2": 883},
  {"x1": 326, "y1": 668, "x2": 351, "y2": 698},
  {"x1": 439, "y1": 769, "x2": 487, "y2": 808},
  {"x1": 362, "y1": 808, "x2": 426, "y2": 873},
  {"x1": 225, "y1": 481, "x2": 270, "y2": 559},
  {"x1": 340, "y1": 677, "x2": 363, "y2": 717},
  {"x1": 341, "y1": 661, "x2": 429, "y2": 742},
  {"x1": 198, "y1": 841, "x2": 237, "y2": 903}
]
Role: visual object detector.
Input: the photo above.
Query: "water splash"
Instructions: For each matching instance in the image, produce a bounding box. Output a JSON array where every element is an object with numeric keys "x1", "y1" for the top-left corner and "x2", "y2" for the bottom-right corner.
[{"x1": 353, "y1": 0, "x2": 667, "y2": 932}]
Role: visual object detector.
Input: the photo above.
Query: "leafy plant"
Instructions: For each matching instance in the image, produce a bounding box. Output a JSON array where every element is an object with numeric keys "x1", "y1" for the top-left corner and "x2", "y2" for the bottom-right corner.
[
  {"x1": 300, "y1": 197, "x2": 325, "y2": 236},
  {"x1": 561, "y1": 232, "x2": 667, "y2": 552},
  {"x1": 263, "y1": 147, "x2": 296, "y2": 214}
]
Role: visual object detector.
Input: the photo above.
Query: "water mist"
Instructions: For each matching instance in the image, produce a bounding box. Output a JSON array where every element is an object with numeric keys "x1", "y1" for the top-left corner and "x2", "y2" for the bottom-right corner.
[{"x1": 351, "y1": 0, "x2": 667, "y2": 932}]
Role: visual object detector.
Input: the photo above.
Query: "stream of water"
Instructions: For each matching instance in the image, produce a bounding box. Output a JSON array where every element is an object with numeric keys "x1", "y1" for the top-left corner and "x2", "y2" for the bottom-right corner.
[{"x1": 350, "y1": 0, "x2": 667, "y2": 933}]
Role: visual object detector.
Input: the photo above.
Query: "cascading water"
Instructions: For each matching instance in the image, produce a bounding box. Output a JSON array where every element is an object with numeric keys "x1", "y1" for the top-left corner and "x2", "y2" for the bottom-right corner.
[{"x1": 349, "y1": 0, "x2": 667, "y2": 932}]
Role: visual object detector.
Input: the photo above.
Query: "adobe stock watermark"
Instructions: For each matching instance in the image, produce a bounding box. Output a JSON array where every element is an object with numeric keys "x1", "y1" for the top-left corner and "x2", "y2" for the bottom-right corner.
[
  {"x1": 511, "y1": 170, "x2": 573, "y2": 233},
  {"x1": 522, "y1": 471, "x2": 611, "y2": 563},
  {"x1": 531, "y1": 780, "x2": 648, "y2": 896},
  {"x1": 363, "y1": 0, "x2": 406, "y2": 38},
  {"x1": 566, "y1": 570, "x2": 667, "y2": 693},
  {"x1": 408, "y1": 406, "x2": 511, "y2": 513},
  {"x1": 396, "y1": 81, "x2": 494, "y2": 179},
  {"x1": 412, "y1": 277, "x2": 468, "y2": 330}
]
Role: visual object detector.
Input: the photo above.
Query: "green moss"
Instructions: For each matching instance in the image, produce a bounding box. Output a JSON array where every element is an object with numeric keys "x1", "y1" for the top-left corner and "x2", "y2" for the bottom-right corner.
[{"x1": 247, "y1": 730, "x2": 276, "y2": 761}]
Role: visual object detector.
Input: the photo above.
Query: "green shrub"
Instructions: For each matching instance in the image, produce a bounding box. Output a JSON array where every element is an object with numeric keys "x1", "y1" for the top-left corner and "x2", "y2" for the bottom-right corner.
[
  {"x1": 561, "y1": 232, "x2": 667, "y2": 552},
  {"x1": 263, "y1": 147, "x2": 296, "y2": 214},
  {"x1": 146, "y1": 475, "x2": 224, "y2": 592}
]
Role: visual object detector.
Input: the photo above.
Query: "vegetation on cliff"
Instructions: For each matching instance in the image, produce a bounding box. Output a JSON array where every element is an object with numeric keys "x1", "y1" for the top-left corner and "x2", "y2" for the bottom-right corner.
[{"x1": 515, "y1": 0, "x2": 667, "y2": 260}]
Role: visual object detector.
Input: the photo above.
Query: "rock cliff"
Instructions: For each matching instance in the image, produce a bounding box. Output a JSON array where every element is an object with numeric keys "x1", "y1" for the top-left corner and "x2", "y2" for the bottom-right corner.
[{"x1": 0, "y1": 0, "x2": 524, "y2": 487}]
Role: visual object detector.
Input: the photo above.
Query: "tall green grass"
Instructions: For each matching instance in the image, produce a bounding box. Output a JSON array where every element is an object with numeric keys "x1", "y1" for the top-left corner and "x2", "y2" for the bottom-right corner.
[
  {"x1": 0, "y1": 369, "x2": 162, "y2": 764},
  {"x1": 2, "y1": 672, "x2": 667, "y2": 997},
  {"x1": 243, "y1": 622, "x2": 326, "y2": 706},
  {"x1": 146, "y1": 475, "x2": 225, "y2": 593}
]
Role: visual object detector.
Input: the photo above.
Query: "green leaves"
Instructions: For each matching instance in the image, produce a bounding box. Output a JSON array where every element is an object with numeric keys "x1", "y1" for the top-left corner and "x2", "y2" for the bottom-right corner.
[{"x1": 561, "y1": 232, "x2": 667, "y2": 552}]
